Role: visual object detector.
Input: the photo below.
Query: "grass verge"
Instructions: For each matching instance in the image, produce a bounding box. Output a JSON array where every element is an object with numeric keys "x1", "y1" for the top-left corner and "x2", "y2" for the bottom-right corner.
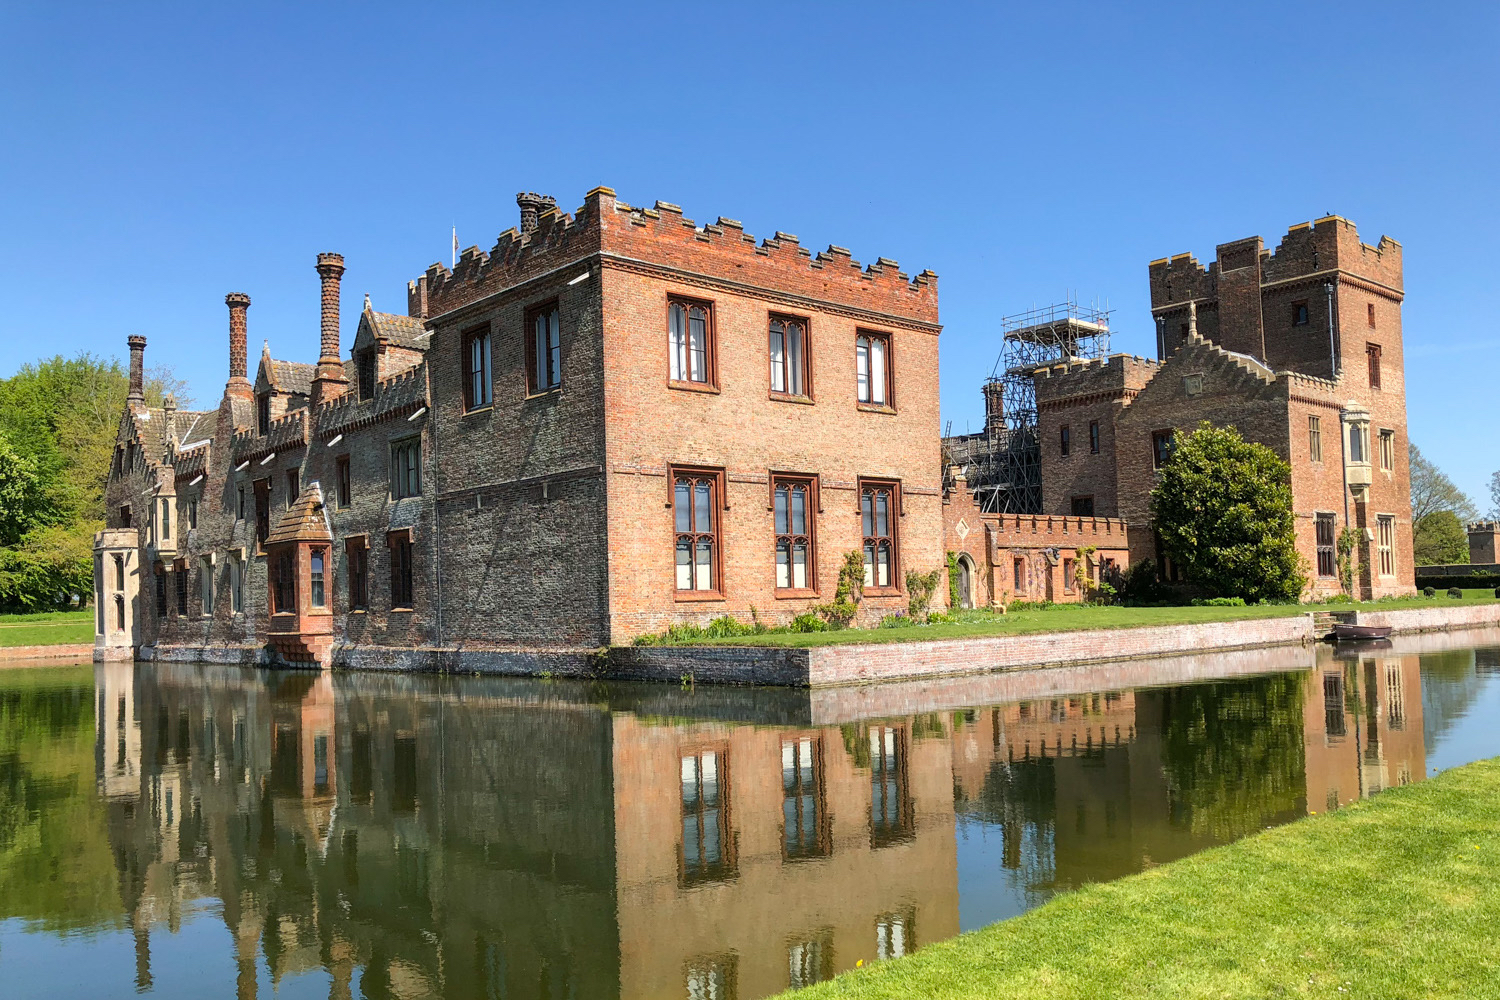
[
  {"x1": 0, "y1": 610, "x2": 96, "y2": 647},
  {"x1": 668, "y1": 591, "x2": 1500, "y2": 648},
  {"x1": 778, "y1": 757, "x2": 1500, "y2": 1000}
]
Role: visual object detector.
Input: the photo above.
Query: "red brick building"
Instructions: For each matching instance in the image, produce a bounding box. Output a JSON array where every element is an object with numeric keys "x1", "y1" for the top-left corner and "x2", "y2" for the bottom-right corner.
[
  {"x1": 1034, "y1": 216, "x2": 1414, "y2": 599},
  {"x1": 96, "y1": 188, "x2": 945, "y2": 664}
]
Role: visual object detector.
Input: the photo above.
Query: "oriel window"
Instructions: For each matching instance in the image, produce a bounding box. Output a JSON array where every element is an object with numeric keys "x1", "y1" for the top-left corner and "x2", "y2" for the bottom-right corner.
[
  {"x1": 309, "y1": 547, "x2": 326, "y2": 607},
  {"x1": 674, "y1": 470, "x2": 721, "y2": 593},
  {"x1": 856, "y1": 331, "x2": 890, "y2": 406},
  {"x1": 769, "y1": 316, "x2": 809, "y2": 397},
  {"x1": 527, "y1": 302, "x2": 561, "y2": 393},
  {"x1": 669, "y1": 299, "x2": 713, "y2": 385},
  {"x1": 774, "y1": 476, "x2": 815, "y2": 591}
]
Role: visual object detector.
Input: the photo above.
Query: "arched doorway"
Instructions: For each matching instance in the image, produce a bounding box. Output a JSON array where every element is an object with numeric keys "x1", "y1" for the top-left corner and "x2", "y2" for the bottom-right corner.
[{"x1": 957, "y1": 555, "x2": 975, "y2": 610}]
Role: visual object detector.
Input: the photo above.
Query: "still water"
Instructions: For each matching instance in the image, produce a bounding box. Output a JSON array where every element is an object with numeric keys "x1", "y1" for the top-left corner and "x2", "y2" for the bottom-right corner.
[{"x1": 3, "y1": 630, "x2": 1500, "y2": 1000}]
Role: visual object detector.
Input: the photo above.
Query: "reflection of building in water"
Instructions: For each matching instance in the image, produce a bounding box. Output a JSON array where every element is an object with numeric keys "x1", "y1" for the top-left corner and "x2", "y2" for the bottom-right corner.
[
  {"x1": 87, "y1": 652, "x2": 1444, "y2": 998},
  {"x1": 610, "y1": 714, "x2": 959, "y2": 999},
  {"x1": 95, "y1": 665, "x2": 963, "y2": 999},
  {"x1": 1303, "y1": 650, "x2": 1426, "y2": 811}
]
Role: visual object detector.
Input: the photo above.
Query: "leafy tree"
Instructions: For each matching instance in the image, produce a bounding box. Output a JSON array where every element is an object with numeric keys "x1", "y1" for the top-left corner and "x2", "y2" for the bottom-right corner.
[
  {"x1": 1490, "y1": 469, "x2": 1500, "y2": 520},
  {"x1": 0, "y1": 352, "x2": 188, "y2": 611},
  {"x1": 1150, "y1": 422, "x2": 1306, "y2": 603},
  {"x1": 1408, "y1": 443, "x2": 1476, "y2": 523},
  {"x1": 1414, "y1": 510, "x2": 1470, "y2": 566}
]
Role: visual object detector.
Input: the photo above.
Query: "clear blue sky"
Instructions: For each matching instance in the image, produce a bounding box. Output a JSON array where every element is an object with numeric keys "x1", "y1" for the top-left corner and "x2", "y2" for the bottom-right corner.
[{"x1": 3, "y1": 3, "x2": 1496, "y2": 506}]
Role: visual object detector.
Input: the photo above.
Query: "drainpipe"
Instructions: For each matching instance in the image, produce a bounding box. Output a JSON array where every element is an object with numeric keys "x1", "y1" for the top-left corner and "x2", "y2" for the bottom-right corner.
[
  {"x1": 1338, "y1": 408, "x2": 1351, "y2": 528},
  {"x1": 1154, "y1": 313, "x2": 1165, "y2": 360},
  {"x1": 1324, "y1": 281, "x2": 1338, "y2": 378}
]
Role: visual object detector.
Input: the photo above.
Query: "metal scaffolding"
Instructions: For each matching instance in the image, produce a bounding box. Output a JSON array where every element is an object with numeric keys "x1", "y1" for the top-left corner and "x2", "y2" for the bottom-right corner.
[{"x1": 945, "y1": 297, "x2": 1111, "y2": 514}]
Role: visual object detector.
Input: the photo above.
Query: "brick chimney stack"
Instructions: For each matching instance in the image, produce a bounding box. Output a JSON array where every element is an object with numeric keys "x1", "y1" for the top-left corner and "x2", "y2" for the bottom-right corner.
[
  {"x1": 311, "y1": 253, "x2": 350, "y2": 407},
  {"x1": 225, "y1": 293, "x2": 253, "y2": 401},
  {"x1": 127, "y1": 335, "x2": 146, "y2": 408},
  {"x1": 983, "y1": 380, "x2": 1006, "y2": 437},
  {"x1": 516, "y1": 192, "x2": 556, "y2": 241}
]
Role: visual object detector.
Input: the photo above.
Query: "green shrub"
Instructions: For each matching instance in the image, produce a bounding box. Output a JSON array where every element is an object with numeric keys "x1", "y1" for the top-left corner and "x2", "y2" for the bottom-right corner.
[
  {"x1": 878, "y1": 613, "x2": 910, "y2": 629},
  {"x1": 1119, "y1": 560, "x2": 1170, "y2": 605},
  {"x1": 1191, "y1": 596, "x2": 1246, "y2": 607},
  {"x1": 1416, "y1": 574, "x2": 1500, "y2": 591},
  {"x1": 946, "y1": 551, "x2": 961, "y2": 609},
  {"x1": 926, "y1": 611, "x2": 956, "y2": 624},
  {"x1": 814, "y1": 551, "x2": 865, "y2": 629},
  {"x1": 906, "y1": 566, "x2": 943, "y2": 621},
  {"x1": 788, "y1": 612, "x2": 828, "y2": 633},
  {"x1": 1448, "y1": 587, "x2": 1464, "y2": 599},
  {"x1": 1423, "y1": 586, "x2": 1436, "y2": 597}
]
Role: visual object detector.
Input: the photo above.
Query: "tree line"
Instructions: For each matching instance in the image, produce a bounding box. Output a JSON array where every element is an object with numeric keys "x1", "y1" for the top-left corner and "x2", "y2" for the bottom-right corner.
[{"x1": 0, "y1": 354, "x2": 186, "y2": 612}]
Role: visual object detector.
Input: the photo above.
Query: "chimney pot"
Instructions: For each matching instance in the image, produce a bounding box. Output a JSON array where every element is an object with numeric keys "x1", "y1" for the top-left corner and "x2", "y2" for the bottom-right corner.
[{"x1": 516, "y1": 192, "x2": 556, "y2": 239}]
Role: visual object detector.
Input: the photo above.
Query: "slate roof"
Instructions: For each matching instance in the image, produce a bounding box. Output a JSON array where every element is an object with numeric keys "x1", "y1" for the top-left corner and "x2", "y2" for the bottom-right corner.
[
  {"x1": 269, "y1": 359, "x2": 316, "y2": 395},
  {"x1": 174, "y1": 411, "x2": 215, "y2": 448},
  {"x1": 265, "y1": 483, "x2": 332, "y2": 545},
  {"x1": 365, "y1": 310, "x2": 430, "y2": 351}
]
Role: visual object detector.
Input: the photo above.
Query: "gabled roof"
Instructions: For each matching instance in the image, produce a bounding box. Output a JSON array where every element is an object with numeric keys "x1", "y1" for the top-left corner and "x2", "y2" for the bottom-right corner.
[
  {"x1": 352, "y1": 307, "x2": 431, "y2": 355},
  {"x1": 266, "y1": 483, "x2": 332, "y2": 545},
  {"x1": 173, "y1": 411, "x2": 215, "y2": 449},
  {"x1": 255, "y1": 343, "x2": 315, "y2": 397}
]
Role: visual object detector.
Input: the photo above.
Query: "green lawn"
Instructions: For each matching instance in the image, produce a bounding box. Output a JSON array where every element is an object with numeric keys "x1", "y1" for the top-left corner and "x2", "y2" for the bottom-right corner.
[
  {"x1": 664, "y1": 591, "x2": 1500, "y2": 648},
  {"x1": 0, "y1": 610, "x2": 95, "y2": 647},
  {"x1": 779, "y1": 757, "x2": 1500, "y2": 1000}
]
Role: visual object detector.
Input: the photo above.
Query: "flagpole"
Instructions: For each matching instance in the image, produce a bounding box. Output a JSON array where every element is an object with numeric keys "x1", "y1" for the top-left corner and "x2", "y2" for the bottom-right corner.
[{"x1": 451, "y1": 226, "x2": 457, "y2": 268}]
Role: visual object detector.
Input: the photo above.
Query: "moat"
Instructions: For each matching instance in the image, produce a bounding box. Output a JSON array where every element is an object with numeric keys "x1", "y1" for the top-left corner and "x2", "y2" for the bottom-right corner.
[{"x1": 4, "y1": 628, "x2": 1500, "y2": 1000}]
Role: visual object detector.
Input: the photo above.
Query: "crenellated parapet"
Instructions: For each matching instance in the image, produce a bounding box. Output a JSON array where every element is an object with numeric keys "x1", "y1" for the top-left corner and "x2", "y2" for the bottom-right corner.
[
  {"x1": 315, "y1": 362, "x2": 429, "y2": 438},
  {"x1": 1034, "y1": 354, "x2": 1160, "y2": 410},
  {"x1": 231, "y1": 408, "x2": 307, "y2": 465},
  {"x1": 987, "y1": 513, "x2": 1130, "y2": 546},
  {"x1": 415, "y1": 186, "x2": 940, "y2": 327}
]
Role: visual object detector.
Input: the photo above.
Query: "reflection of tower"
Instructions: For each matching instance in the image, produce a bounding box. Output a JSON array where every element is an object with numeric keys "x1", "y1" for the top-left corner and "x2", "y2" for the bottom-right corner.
[
  {"x1": 1303, "y1": 651, "x2": 1426, "y2": 810},
  {"x1": 96, "y1": 661, "x2": 141, "y2": 800},
  {"x1": 270, "y1": 671, "x2": 337, "y2": 853}
]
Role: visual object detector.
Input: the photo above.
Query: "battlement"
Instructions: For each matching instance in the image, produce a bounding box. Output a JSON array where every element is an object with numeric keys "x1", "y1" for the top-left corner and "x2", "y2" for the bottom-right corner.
[
  {"x1": 1151, "y1": 215, "x2": 1403, "y2": 308},
  {"x1": 1033, "y1": 353, "x2": 1159, "y2": 406},
  {"x1": 315, "y1": 362, "x2": 429, "y2": 438},
  {"x1": 986, "y1": 512, "x2": 1130, "y2": 544},
  {"x1": 418, "y1": 186, "x2": 940, "y2": 326},
  {"x1": 231, "y1": 408, "x2": 307, "y2": 463}
]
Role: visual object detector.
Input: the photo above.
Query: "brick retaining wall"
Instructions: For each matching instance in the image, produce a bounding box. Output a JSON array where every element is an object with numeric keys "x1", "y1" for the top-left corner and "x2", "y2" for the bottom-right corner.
[
  {"x1": 0, "y1": 643, "x2": 93, "y2": 663},
  {"x1": 1353, "y1": 603, "x2": 1500, "y2": 634}
]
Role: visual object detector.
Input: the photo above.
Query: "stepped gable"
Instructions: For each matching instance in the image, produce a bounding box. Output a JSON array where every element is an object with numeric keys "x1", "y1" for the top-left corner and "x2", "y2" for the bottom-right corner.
[
  {"x1": 1145, "y1": 333, "x2": 1286, "y2": 402},
  {"x1": 231, "y1": 408, "x2": 308, "y2": 464},
  {"x1": 316, "y1": 362, "x2": 429, "y2": 438},
  {"x1": 416, "y1": 186, "x2": 939, "y2": 327},
  {"x1": 265, "y1": 483, "x2": 332, "y2": 545}
]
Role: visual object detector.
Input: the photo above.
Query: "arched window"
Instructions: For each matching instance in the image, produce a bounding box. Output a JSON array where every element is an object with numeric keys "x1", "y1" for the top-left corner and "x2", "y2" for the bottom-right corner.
[
  {"x1": 668, "y1": 300, "x2": 713, "y2": 384},
  {"x1": 114, "y1": 595, "x2": 126, "y2": 632},
  {"x1": 113, "y1": 554, "x2": 125, "y2": 591}
]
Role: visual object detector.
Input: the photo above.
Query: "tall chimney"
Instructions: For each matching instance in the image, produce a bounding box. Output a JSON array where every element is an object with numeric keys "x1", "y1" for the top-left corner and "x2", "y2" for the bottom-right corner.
[
  {"x1": 311, "y1": 253, "x2": 350, "y2": 407},
  {"x1": 127, "y1": 335, "x2": 146, "y2": 407},
  {"x1": 225, "y1": 293, "x2": 253, "y2": 400},
  {"x1": 982, "y1": 380, "x2": 1006, "y2": 437}
]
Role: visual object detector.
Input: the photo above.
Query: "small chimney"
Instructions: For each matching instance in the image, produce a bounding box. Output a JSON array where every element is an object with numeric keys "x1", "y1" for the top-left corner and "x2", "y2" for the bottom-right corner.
[
  {"x1": 982, "y1": 381, "x2": 1006, "y2": 437},
  {"x1": 311, "y1": 253, "x2": 350, "y2": 407},
  {"x1": 516, "y1": 192, "x2": 556, "y2": 240},
  {"x1": 127, "y1": 335, "x2": 146, "y2": 406},
  {"x1": 225, "y1": 292, "x2": 252, "y2": 397}
]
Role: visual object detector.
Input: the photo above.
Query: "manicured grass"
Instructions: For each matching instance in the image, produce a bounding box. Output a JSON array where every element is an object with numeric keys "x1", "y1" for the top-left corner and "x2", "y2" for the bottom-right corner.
[
  {"x1": 668, "y1": 591, "x2": 1500, "y2": 648},
  {"x1": 0, "y1": 610, "x2": 95, "y2": 647},
  {"x1": 780, "y1": 757, "x2": 1500, "y2": 1000}
]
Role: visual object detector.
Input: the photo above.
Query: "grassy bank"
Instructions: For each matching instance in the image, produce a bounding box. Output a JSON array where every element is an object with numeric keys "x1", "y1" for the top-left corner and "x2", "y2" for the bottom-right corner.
[
  {"x1": 779, "y1": 757, "x2": 1500, "y2": 1000},
  {"x1": 669, "y1": 590, "x2": 1500, "y2": 648},
  {"x1": 0, "y1": 610, "x2": 95, "y2": 647}
]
